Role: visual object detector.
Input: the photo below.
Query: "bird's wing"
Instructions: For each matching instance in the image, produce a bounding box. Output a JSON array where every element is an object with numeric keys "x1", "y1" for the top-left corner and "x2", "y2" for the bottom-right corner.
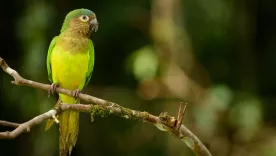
[
  {"x1": 47, "y1": 36, "x2": 58, "y2": 83},
  {"x1": 84, "y1": 40, "x2": 95, "y2": 86}
]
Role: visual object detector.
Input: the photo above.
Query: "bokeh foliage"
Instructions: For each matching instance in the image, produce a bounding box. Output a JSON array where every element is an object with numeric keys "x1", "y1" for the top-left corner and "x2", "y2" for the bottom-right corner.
[{"x1": 1, "y1": 0, "x2": 276, "y2": 156}]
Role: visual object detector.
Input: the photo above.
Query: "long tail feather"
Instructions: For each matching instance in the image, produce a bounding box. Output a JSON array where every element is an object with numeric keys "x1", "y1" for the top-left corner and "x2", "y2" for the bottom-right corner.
[
  {"x1": 45, "y1": 96, "x2": 79, "y2": 156},
  {"x1": 59, "y1": 109, "x2": 79, "y2": 156},
  {"x1": 59, "y1": 94, "x2": 79, "y2": 156}
]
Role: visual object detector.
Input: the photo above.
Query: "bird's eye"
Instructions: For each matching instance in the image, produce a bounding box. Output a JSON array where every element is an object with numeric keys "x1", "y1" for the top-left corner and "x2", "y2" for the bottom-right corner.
[{"x1": 79, "y1": 15, "x2": 89, "y2": 22}]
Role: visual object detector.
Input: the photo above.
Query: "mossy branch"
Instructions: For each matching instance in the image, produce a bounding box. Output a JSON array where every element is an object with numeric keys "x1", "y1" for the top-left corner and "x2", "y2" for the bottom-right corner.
[{"x1": 0, "y1": 57, "x2": 212, "y2": 156}]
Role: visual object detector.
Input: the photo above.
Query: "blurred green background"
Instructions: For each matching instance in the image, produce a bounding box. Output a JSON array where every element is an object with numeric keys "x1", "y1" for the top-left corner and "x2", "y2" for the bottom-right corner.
[{"x1": 1, "y1": 0, "x2": 276, "y2": 156}]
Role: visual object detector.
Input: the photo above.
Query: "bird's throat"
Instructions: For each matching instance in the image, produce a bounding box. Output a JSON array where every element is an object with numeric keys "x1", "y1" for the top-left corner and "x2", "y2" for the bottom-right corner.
[{"x1": 56, "y1": 34, "x2": 89, "y2": 53}]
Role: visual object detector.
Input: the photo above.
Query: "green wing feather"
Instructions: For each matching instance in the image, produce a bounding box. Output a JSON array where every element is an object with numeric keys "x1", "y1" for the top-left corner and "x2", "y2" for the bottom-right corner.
[
  {"x1": 46, "y1": 36, "x2": 58, "y2": 83},
  {"x1": 84, "y1": 40, "x2": 95, "y2": 86}
]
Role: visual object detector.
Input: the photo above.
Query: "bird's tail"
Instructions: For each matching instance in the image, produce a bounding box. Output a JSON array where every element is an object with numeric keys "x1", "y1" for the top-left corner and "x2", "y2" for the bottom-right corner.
[
  {"x1": 45, "y1": 95, "x2": 79, "y2": 156},
  {"x1": 59, "y1": 94, "x2": 79, "y2": 156}
]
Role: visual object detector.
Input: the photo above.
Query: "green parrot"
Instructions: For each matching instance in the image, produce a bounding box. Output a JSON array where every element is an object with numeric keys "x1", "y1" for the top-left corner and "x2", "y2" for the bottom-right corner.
[{"x1": 45, "y1": 8, "x2": 98, "y2": 156}]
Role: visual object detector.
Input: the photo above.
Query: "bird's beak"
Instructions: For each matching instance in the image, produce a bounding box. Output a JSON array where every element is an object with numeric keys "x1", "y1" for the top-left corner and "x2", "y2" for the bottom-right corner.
[{"x1": 90, "y1": 18, "x2": 98, "y2": 32}]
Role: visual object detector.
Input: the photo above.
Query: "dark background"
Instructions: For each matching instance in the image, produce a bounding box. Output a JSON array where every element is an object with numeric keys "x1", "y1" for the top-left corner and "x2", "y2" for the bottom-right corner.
[{"x1": 1, "y1": 0, "x2": 276, "y2": 156}]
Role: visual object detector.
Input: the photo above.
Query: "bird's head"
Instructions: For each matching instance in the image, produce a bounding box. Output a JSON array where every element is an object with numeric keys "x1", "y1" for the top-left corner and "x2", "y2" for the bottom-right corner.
[{"x1": 61, "y1": 8, "x2": 98, "y2": 37}]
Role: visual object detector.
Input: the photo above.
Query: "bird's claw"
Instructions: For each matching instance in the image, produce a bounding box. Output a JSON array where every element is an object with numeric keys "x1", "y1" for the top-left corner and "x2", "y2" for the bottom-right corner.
[
  {"x1": 72, "y1": 89, "x2": 81, "y2": 100},
  {"x1": 48, "y1": 83, "x2": 59, "y2": 97}
]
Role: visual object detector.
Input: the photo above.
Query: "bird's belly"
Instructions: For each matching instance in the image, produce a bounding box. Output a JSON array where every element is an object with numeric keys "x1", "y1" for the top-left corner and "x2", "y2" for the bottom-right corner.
[{"x1": 51, "y1": 48, "x2": 89, "y2": 90}]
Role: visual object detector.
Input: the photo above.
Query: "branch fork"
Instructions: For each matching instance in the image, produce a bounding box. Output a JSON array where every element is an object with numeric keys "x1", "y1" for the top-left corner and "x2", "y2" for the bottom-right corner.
[{"x1": 0, "y1": 57, "x2": 212, "y2": 156}]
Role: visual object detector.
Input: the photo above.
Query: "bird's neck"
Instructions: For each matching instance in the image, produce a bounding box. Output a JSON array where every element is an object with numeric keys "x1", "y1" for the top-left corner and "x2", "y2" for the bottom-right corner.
[
  {"x1": 57, "y1": 32, "x2": 90, "y2": 53},
  {"x1": 61, "y1": 27, "x2": 91, "y2": 38}
]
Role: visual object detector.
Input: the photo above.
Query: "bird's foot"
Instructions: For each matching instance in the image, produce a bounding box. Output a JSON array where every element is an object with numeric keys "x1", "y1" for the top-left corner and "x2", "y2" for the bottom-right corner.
[
  {"x1": 48, "y1": 83, "x2": 59, "y2": 97},
  {"x1": 72, "y1": 89, "x2": 81, "y2": 100}
]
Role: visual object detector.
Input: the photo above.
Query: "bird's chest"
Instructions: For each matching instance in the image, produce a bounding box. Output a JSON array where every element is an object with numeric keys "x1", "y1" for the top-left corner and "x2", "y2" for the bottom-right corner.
[{"x1": 51, "y1": 46, "x2": 89, "y2": 90}]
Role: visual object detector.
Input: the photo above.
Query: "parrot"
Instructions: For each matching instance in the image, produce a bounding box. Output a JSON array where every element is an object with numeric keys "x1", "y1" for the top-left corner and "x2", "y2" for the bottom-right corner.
[{"x1": 45, "y1": 8, "x2": 98, "y2": 156}]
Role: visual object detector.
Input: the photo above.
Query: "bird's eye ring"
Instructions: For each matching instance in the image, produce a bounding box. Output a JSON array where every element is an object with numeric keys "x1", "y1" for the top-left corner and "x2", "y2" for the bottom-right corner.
[{"x1": 80, "y1": 15, "x2": 89, "y2": 22}]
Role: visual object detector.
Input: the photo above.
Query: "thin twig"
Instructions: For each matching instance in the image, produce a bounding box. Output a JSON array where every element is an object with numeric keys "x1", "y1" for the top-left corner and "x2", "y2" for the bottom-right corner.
[
  {"x1": 0, "y1": 57, "x2": 212, "y2": 156},
  {"x1": 0, "y1": 110, "x2": 57, "y2": 139},
  {"x1": 0, "y1": 120, "x2": 20, "y2": 128},
  {"x1": 176, "y1": 102, "x2": 187, "y2": 132}
]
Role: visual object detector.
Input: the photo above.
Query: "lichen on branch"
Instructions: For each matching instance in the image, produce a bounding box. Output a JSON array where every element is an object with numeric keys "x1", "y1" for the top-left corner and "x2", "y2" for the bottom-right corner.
[{"x1": 0, "y1": 57, "x2": 212, "y2": 156}]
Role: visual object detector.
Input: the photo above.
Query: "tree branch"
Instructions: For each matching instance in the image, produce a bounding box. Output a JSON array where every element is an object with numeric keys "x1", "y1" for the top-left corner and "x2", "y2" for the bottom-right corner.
[
  {"x1": 0, "y1": 120, "x2": 20, "y2": 128},
  {"x1": 0, "y1": 110, "x2": 57, "y2": 139},
  {"x1": 0, "y1": 57, "x2": 212, "y2": 156}
]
